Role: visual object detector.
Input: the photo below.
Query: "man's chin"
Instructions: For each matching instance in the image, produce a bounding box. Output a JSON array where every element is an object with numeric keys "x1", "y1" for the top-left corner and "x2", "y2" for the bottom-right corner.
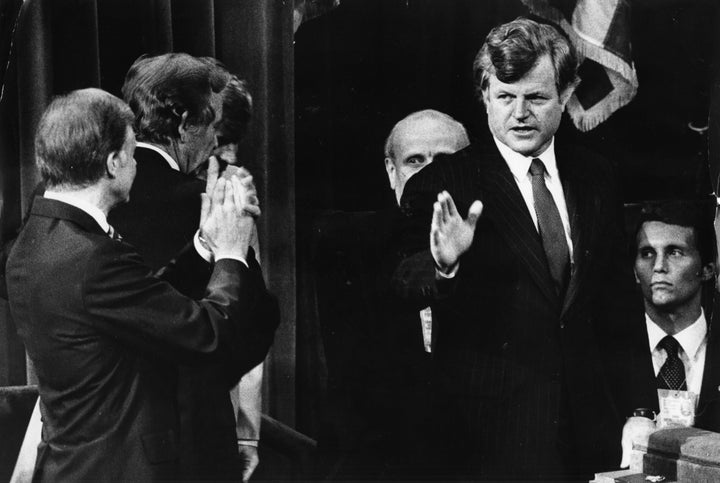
[
  {"x1": 651, "y1": 294, "x2": 676, "y2": 309},
  {"x1": 505, "y1": 137, "x2": 543, "y2": 157}
]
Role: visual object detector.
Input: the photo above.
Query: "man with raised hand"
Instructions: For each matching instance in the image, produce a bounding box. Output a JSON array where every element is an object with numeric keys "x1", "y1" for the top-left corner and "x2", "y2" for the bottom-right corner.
[{"x1": 393, "y1": 18, "x2": 640, "y2": 480}]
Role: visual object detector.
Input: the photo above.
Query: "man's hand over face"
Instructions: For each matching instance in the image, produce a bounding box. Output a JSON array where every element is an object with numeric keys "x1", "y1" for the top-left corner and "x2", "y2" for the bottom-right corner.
[
  {"x1": 230, "y1": 167, "x2": 261, "y2": 218},
  {"x1": 200, "y1": 176, "x2": 255, "y2": 261}
]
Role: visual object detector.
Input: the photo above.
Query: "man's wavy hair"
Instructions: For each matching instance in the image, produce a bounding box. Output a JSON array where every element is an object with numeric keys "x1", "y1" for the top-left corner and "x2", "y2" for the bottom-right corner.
[
  {"x1": 473, "y1": 17, "x2": 579, "y2": 103},
  {"x1": 122, "y1": 53, "x2": 230, "y2": 145},
  {"x1": 217, "y1": 76, "x2": 253, "y2": 146},
  {"x1": 35, "y1": 88, "x2": 133, "y2": 188}
]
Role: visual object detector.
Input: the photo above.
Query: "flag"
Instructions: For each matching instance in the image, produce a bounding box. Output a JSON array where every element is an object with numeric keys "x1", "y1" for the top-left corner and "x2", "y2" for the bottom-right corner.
[
  {"x1": 521, "y1": 0, "x2": 637, "y2": 132},
  {"x1": 294, "y1": 0, "x2": 341, "y2": 34}
]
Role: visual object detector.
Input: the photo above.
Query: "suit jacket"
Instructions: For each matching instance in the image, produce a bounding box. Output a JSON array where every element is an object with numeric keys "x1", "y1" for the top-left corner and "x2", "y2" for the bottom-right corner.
[
  {"x1": 109, "y1": 146, "x2": 276, "y2": 479},
  {"x1": 314, "y1": 209, "x2": 432, "y2": 480},
  {"x1": 615, "y1": 304, "x2": 720, "y2": 433},
  {"x1": 7, "y1": 197, "x2": 276, "y2": 481},
  {"x1": 110, "y1": 146, "x2": 204, "y2": 271},
  {"x1": 394, "y1": 139, "x2": 642, "y2": 479}
]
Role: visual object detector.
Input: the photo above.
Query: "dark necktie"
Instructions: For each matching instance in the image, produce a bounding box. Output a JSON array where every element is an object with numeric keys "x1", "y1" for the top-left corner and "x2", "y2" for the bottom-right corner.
[
  {"x1": 106, "y1": 225, "x2": 123, "y2": 242},
  {"x1": 529, "y1": 158, "x2": 570, "y2": 296},
  {"x1": 656, "y1": 335, "x2": 687, "y2": 391}
]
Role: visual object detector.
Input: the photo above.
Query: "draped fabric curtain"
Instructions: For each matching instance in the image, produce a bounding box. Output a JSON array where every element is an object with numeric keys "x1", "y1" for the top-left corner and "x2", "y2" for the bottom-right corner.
[{"x1": 0, "y1": 0, "x2": 297, "y2": 426}]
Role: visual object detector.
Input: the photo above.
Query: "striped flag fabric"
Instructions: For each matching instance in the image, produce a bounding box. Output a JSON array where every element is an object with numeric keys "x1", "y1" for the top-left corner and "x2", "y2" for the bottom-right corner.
[
  {"x1": 294, "y1": 0, "x2": 341, "y2": 33},
  {"x1": 521, "y1": 0, "x2": 638, "y2": 132}
]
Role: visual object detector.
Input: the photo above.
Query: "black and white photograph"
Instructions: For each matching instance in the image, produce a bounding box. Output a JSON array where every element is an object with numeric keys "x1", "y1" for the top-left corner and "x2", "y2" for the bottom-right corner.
[{"x1": 1, "y1": 0, "x2": 720, "y2": 481}]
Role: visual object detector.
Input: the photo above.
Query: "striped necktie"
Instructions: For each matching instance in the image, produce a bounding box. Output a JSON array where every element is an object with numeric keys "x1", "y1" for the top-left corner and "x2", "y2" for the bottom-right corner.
[{"x1": 529, "y1": 158, "x2": 570, "y2": 296}]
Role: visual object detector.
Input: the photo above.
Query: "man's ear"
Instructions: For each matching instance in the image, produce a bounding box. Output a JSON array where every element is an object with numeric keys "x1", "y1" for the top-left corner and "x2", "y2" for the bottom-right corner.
[
  {"x1": 178, "y1": 110, "x2": 190, "y2": 143},
  {"x1": 481, "y1": 88, "x2": 490, "y2": 113},
  {"x1": 384, "y1": 158, "x2": 396, "y2": 190},
  {"x1": 700, "y1": 262, "x2": 715, "y2": 282},
  {"x1": 559, "y1": 81, "x2": 578, "y2": 110},
  {"x1": 106, "y1": 151, "x2": 121, "y2": 179},
  {"x1": 633, "y1": 266, "x2": 640, "y2": 284}
]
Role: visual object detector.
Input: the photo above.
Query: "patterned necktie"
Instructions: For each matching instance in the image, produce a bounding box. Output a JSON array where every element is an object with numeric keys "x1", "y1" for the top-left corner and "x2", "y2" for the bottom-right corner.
[
  {"x1": 106, "y1": 225, "x2": 123, "y2": 242},
  {"x1": 656, "y1": 335, "x2": 687, "y2": 391},
  {"x1": 529, "y1": 158, "x2": 570, "y2": 296}
]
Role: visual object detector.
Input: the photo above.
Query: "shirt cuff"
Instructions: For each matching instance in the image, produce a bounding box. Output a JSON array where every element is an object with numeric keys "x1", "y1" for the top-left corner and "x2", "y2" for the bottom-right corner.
[
  {"x1": 194, "y1": 231, "x2": 213, "y2": 262},
  {"x1": 194, "y1": 231, "x2": 248, "y2": 267},
  {"x1": 435, "y1": 262, "x2": 459, "y2": 279},
  {"x1": 238, "y1": 439, "x2": 259, "y2": 447}
]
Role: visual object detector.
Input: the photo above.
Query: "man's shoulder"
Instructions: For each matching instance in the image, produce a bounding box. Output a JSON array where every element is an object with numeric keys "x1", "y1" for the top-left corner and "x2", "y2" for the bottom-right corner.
[
  {"x1": 436, "y1": 142, "x2": 490, "y2": 165},
  {"x1": 413, "y1": 143, "x2": 488, "y2": 183},
  {"x1": 554, "y1": 140, "x2": 618, "y2": 191},
  {"x1": 8, "y1": 204, "x2": 120, "y2": 283},
  {"x1": 556, "y1": 140, "x2": 614, "y2": 171},
  {"x1": 131, "y1": 147, "x2": 204, "y2": 197}
]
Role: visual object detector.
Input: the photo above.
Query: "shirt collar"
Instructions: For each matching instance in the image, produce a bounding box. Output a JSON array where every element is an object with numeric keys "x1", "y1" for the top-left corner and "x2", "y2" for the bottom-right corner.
[
  {"x1": 493, "y1": 136, "x2": 558, "y2": 181},
  {"x1": 645, "y1": 310, "x2": 707, "y2": 359},
  {"x1": 136, "y1": 141, "x2": 180, "y2": 172},
  {"x1": 43, "y1": 190, "x2": 110, "y2": 233}
]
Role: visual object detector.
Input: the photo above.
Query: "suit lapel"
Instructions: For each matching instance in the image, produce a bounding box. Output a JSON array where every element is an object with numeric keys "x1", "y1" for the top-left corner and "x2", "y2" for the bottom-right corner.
[{"x1": 478, "y1": 146, "x2": 559, "y2": 310}]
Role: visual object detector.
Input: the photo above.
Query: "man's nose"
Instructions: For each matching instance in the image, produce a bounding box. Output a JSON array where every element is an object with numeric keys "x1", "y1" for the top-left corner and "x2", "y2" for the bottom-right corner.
[
  {"x1": 653, "y1": 255, "x2": 668, "y2": 272},
  {"x1": 513, "y1": 99, "x2": 529, "y2": 119}
]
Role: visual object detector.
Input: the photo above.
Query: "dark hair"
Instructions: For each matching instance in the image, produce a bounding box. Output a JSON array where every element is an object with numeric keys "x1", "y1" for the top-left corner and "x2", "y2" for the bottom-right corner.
[
  {"x1": 473, "y1": 17, "x2": 579, "y2": 102},
  {"x1": 217, "y1": 76, "x2": 253, "y2": 146},
  {"x1": 35, "y1": 88, "x2": 133, "y2": 188},
  {"x1": 121, "y1": 53, "x2": 230, "y2": 145},
  {"x1": 635, "y1": 199, "x2": 717, "y2": 267}
]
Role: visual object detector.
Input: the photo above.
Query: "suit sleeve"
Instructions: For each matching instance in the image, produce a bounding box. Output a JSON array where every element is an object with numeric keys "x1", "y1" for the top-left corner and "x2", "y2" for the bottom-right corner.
[
  {"x1": 153, "y1": 241, "x2": 212, "y2": 299},
  {"x1": 391, "y1": 157, "x2": 456, "y2": 306},
  {"x1": 82, "y1": 240, "x2": 278, "y2": 373}
]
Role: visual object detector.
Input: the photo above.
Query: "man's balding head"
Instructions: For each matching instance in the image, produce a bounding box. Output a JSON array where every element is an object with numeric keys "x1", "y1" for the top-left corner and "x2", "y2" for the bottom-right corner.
[{"x1": 384, "y1": 110, "x2": 469, "y2": 204}]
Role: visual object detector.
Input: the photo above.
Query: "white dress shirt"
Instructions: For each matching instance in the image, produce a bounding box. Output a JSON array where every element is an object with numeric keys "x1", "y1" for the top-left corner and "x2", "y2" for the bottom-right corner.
[
  {"x1": 136, "y1": 141, "x2": 180, "y2": 171},
  {"x1": 493, "y1": 136, "x2": 574, "y2": 260},
  {"x1": 645, "y1": 311, "x2": 707, "y2": 401},
  {"x1": 44, "y1": 191, "x2": 111, "y2": 233}
]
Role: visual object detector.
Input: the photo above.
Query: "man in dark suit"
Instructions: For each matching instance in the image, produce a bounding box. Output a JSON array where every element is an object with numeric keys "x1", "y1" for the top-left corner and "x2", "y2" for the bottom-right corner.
[
  {"x1": 316, "y1": 110, "x2": 469, "y2": 480},
  {"x1": 109, "y1": 53, "x2": 264, "y2": 481},
  {"x1": 6, "y1": 88, "x2": 277, "y2": 481},
  {"x1": 618, "y1": 200, "x2": 720, "y2": 467},
  {"x1": 393, "y1": 18, "x2": 640, "y2": 480}
]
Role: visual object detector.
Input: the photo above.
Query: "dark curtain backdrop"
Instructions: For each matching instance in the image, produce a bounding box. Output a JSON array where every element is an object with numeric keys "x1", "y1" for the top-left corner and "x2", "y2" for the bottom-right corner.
[{"x1": 0, "y1": 0, "x2": 297, "y2": 427}]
